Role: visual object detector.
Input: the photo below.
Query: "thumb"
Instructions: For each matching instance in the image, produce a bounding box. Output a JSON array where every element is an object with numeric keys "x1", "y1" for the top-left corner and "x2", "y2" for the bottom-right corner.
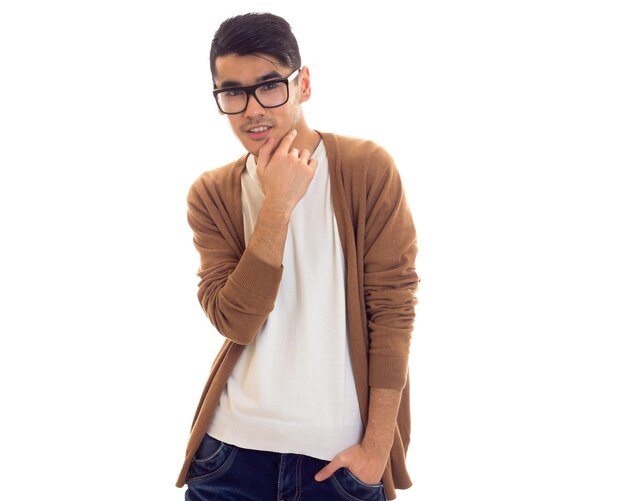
[
  {"x1": 256, "y1": 137, "x2": 274, "y2": 174},
  {"x1": 315, "y1": 458, "x2": 342, "y2": 482}
]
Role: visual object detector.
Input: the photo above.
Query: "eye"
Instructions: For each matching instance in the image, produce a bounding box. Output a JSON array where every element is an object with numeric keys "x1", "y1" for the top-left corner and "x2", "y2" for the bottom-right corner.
[
  {"x1": 260, "y1": 81, "x2": 281, "y2": 91},
  {"x1": 224, "y1": 89, "x2": 245, "y2": 97}
]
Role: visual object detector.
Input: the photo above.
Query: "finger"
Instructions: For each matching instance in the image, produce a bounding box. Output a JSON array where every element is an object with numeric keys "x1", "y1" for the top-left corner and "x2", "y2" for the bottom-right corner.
[
  {"x1": 277, "y1": 129, "x2": 298, "y2": 155},
  {"x1": 256, "y1": 137, "x2": 274, "y2": 172},
  {"x1": 315, "y1": 458, "x2": 342, "y2": 482},
  {"x1": 299, "y1": 149, "x2": 311, "y2": 164},
  {"x1": 289, "y1": 148, "x2": 300, "y2": 157}
]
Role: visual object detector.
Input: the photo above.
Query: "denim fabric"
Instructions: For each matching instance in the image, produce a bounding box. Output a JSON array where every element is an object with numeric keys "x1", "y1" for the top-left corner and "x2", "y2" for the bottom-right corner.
[{"x1": 185, "y1": 434, "x2": 387, "y2": 501}]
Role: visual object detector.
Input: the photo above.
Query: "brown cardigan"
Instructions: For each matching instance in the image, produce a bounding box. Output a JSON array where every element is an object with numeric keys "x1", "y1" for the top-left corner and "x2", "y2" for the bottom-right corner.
[{"x1": 177, "y1": 132, "x2": 418, "y2": 500}]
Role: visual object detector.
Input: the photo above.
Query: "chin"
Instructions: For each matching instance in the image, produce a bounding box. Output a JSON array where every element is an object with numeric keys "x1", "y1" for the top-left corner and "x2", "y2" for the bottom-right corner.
[
  {"x1": 239, "y1": 132, "x2": 280, "y2": 158},
  {"x1": 242, "y1": 141, "x2": 262, "y2": 157}
]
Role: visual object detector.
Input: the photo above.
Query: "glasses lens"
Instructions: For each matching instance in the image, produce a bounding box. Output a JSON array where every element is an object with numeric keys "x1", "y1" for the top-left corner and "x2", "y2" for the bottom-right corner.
[
  {"x1": 216, "y1": 81, "x2": 289, "y2": 114},
  {"x1": 216, "y1": 90, "x2": 247, "y2": 114},
  {"x1": 255, "y1": 81, "x2": 288, "y2": 108}
]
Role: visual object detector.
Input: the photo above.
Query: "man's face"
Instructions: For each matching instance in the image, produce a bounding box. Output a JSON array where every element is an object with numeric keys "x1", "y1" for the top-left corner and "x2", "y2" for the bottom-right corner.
[{"x1": 213, "y1": 53, "x2": 309, "y2": 157}]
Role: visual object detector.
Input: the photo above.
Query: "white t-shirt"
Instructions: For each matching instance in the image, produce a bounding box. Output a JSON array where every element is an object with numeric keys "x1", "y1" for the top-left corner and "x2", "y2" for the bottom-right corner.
[{"x1": 207, "y1": 140, "x2": 364, "y2": 460}]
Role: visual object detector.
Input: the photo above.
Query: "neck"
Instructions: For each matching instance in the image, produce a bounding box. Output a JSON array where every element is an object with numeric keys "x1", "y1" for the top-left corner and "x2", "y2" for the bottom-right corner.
[
  {"x1": 290, "y1": 114, "x2": 320, "y2": 153},
  {"x1": 292, "y1": 127, "x2": 322, "y2": 153}
]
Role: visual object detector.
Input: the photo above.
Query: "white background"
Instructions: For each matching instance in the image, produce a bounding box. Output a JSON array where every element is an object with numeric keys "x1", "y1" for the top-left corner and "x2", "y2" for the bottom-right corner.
[{"x1": 1, "y1": 1, "x2": 625, "y2": 500}]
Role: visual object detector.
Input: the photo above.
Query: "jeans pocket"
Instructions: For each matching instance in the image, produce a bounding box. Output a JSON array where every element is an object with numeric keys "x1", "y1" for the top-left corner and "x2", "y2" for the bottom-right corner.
[
  {"x1": 186, "y1": 434, "x2": 238, "y2": 484},
  {"x1": 330, "y1": 467, "x2": 385, "y2": 501}
]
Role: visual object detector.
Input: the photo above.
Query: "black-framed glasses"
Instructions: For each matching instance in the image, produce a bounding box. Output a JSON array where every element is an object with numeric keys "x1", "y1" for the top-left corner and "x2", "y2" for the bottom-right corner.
[{"x1": 213, "y1": 68, "x2": 301, "y2": 115}]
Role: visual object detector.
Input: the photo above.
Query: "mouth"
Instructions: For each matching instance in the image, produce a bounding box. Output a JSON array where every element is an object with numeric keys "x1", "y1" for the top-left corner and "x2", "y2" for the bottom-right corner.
[{"x1": 245, "y1": 125, "x2": 272, "y2": 141}]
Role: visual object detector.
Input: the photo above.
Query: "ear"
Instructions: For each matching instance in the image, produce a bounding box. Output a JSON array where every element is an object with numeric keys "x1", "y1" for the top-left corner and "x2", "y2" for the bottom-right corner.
[{"x1": 298, "y1": 66, "x2": 312, "y2": 103}]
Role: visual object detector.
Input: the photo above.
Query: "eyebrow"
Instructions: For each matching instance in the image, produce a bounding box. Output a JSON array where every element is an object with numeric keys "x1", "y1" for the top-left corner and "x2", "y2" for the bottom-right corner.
[{"x1": 216, "y1": 71, "x2": 284, "y2": 89}]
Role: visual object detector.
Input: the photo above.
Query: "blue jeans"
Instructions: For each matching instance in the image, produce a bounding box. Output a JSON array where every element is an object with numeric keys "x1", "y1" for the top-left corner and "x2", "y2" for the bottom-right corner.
[{"x1": 185, "y1": 434, "x2": 387, "y2": 501}]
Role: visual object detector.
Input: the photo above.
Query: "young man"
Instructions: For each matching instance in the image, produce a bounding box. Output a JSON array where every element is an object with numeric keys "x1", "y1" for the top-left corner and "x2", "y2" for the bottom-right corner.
[{"x1": 177, "y1": 13, "x2": 419, "y2": 501}]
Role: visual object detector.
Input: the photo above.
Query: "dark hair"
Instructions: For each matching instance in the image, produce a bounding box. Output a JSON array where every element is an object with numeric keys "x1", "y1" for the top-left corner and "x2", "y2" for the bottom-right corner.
[{"x1": 210, "y1": 13, "x2": 301, "y2": 80}]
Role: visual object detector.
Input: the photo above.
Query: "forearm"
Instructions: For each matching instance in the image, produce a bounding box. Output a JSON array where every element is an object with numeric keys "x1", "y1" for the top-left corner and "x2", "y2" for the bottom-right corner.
[
  {"x1": 314, "y1": 387, "x2": 403, "y2": 484},
  {"x1": 188, "y1": 191, "x2": 288, "y2": 345},
  {"x1": 362, "y1": 387, "x2": 402, "y2": 455},
  {"x1": 246, "y1": 202, "x2": 292, "y2": 267},
  {"x1": 200, "y1": 201, "x2": 291, "y2": 343}
]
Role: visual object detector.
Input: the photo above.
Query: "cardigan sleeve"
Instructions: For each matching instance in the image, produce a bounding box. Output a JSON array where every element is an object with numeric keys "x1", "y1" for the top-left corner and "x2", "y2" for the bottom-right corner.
[
  {"x1": 363, "y1": 147, "x2": 419, "y2": 390},
  {"x1": 187, "y1": 174, "x2": 283, "y2": 345}
]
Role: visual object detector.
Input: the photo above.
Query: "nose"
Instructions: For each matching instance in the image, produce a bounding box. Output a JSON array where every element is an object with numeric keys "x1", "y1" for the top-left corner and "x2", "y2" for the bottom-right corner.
[{"x1": 244, "y1": 93, "x2": 266, "y2": 118}]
